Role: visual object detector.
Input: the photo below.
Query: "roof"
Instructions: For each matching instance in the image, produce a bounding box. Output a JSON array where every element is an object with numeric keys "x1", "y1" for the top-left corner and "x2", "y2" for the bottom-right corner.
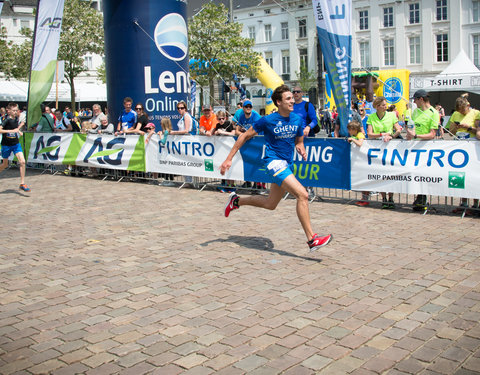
[
  {"x1": 0, "y1": 0, "x2": 37, "y2": 17},
  {"x1": 187, "y1": 0, "x2": 263, "y2": 17},
  {"x1": 438, "y1": 50, "x2": 480, "y2": 76}
]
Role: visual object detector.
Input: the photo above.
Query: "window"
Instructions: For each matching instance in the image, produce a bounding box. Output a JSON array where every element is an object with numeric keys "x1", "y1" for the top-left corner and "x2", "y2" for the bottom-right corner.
[
  {"x1": 264, "y1": 9, "x2": 271, "y2": 14},
  {"x1": 281, "y1": 22, "x2": 289, "y2": 40},
  {"x1": 383, "y1": 7, "x2": 393, "y2": 27},
  {"x1": 20, "y1": 20, "x2": 30, "y2": 29},
  {"x1": 436, "y1": 34, "x2": 449, "y2": 62},
  {"x1": 359, "y1": 41, "x2": 370, "y2": 68},
  {"x1": 299, "y1": 48, "x2": 308, "y2": 70},
  {"x1": 264, "y1": 24, "x2": 272, "y2": 42},
  {"x1": 409, "y1": 36, "x2": 421, "y2": 64},
  {"x1": 474, "y1": 1, "x2": 480, "y2": 22},
  {"x1": 265, "y1": 52, "x2": 273, "y2": 68},
  {"x1": 384, "y1": 39, "x2": 395, "y2": 66},
  {"x1": 409, "y1": 3, "x2": 420, "y2": 24},
  {"x1": 298, "y1": 19, "x2": 307, "y2": 38},
  {"x1": 436, "y1": 0, "x2": 447, "y2": 21},
  {"x1": 436, "y1": 33, "x2": 448, "y2": 62},
  {"x1": 248, "y1": 26, "x2": 256, "y2": 41},
  {"x1": 84, "y1": 56, "x2": 93, "y2": 70},
  {"x1": 359, "y1": 10, "x2": 369, "y2": 30},
  {"x1": 282, "y1": 50, "x2": 290, "y2": 74},
  {"x1": 474, "y1": 35, "x2": 480, "y2": 67}
]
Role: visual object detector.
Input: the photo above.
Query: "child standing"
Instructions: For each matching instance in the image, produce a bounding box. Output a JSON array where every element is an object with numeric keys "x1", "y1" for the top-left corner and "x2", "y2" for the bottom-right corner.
[{"x1": 347, "y1": 121, "x2": 369, "y2": 206}]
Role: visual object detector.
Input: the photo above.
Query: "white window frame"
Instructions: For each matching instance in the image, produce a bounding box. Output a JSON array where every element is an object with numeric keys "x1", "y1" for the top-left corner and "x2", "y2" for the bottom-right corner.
[
  {"x1": 359, "y1": 10, "x2": 369, "y2": 30},
  {"x1": 409, "y1": 3, "x2": 420, "y2": 24},
  {"x1": 384, "y1": 39, "x2": 395, "y2": 66},
  {"x1": 281, "y1": 22, "x2": 289, "y2": 40},
  {"x1": 264, "y1": 24, "x2": 272, "y2": 42},
  {"x1": 409, "y1": 36, "x2": 421, "y2": 64},
  {"x1": 436, "y1": 33, "x2": 448, "y2": 62},
  {"x1": 436, "y1": 0, "x2": 448, "y2": 21},
  {"x1": 248, "y1": 26, "x2": 256, "y2": 41},
  {"x1": 383, "y1": 7, "x2": 394, "y2": 28},
  {"x1": 359, "y1": 41, "x2": 370, "y2": 68},
  {"x1": 298, "y1": 19, "x2": 307, "y2": 38}
]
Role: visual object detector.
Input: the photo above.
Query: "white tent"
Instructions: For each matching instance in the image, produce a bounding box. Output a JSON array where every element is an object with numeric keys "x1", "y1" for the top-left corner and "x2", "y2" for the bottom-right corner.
[
  {"x1": 0, "y1": 79, "x2": 107, "y2": 103},
  {"x1": 423, "y1": 50, "x2": 480, "y2": 94}
]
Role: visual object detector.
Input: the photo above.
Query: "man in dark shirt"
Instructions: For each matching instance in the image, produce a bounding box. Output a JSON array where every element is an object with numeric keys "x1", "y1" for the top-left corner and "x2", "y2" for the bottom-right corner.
[{"x1": 0, "y1": 103, "x2": 30, "y2": 192}]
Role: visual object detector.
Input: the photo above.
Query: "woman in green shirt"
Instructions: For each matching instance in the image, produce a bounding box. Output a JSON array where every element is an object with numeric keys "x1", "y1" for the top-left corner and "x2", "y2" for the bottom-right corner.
[{"x1": 367, "y1": 96, "x2": 402, "y2": 209}]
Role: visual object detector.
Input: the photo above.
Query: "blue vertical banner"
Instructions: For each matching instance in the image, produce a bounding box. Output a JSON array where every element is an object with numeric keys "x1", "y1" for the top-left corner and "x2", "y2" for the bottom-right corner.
[
  {"x1": 190, "y1": 79, "x2": 196, "y2": 116},
  {"x1": 312, "y1": 0, "x2": 352, "y2": 137},
  {"x1": 103, "y1": 0, "x2": 190, "y2": 130}
]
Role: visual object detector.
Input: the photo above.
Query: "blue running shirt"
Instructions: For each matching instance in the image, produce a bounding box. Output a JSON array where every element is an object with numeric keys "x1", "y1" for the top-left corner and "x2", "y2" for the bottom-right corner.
[{"x1": 253, "y1": 112, "x2": 304, "y2": 163}]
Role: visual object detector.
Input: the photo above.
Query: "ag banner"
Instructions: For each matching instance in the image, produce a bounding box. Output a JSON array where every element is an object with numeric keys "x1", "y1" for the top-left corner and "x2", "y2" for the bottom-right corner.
[
  {"x1": 145, "y1": 134, "x2": 245, "y2": 180},
  {"x1": 351, "y1": 140, "x2": 480, "y2": 199},
  {"x1": 27, "y1": 133, "x2": 74, "y2": 164},
  {"x1": 75, "y1": 135, "x2": 145, "y2": 171}
]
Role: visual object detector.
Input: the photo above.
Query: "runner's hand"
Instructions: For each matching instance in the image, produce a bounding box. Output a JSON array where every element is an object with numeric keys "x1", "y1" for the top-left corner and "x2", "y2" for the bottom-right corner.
[{"x1": 220, "y1": 159, "x2": 231, "y2": 175}]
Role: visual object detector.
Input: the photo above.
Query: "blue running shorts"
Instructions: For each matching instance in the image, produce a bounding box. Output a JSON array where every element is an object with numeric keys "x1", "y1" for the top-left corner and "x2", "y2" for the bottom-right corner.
[
  {"x1": 1, "y1": 143, "x2": 22, "y2": 159},
  {"x1": 265, "y1": 158, "x2": 294, "y2": 186}
]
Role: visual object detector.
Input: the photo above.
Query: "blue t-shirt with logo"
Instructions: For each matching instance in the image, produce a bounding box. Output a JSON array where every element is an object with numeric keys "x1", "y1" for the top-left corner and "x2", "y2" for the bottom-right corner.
[
  {"x1": 118, "y1": 110, "x2": 137, "y2": 129},
  {"x1": 234, "y1": 110, "x2": 261, "y2": 131},
  {"x1": 253, "y1": 112, "x2": 304, "y2": 163}
]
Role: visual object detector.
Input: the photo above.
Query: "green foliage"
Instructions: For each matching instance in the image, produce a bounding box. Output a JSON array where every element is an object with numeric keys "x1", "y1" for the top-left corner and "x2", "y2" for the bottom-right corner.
[
  {"x1": 1, "y1": 0, "x2": 104, "y2": 109},
  {"x1": 96, "y1": 61, "x2": 106, "y2": 84},
  {"x1": 295, "y1": 63, "x2": 317, "y2": 93},
  {"x1": 188, "y1": 3, "x2": 260, "y2": 104}
]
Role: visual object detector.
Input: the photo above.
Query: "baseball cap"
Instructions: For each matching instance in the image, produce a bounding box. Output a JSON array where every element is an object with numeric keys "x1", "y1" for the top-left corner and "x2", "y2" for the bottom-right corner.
[
  {"x1": 243, "y1": 100, "x2": 253, "y2": 107},
  {"x1": 412, "y1": 89, "x2": 429, "y2": 99},
  {"x1": 145, "y1": 122, "x2": 155, "y2": 129},
  {"x1": 202, "y1": 104, "x2": 211, "y2": 110}
]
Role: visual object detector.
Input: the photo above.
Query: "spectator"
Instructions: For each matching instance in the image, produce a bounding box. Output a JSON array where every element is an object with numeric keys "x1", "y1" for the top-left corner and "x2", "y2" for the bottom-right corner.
[
  {"x1": 444, "y1": 94, "x2": 479, "y2": 213},
  {"x1": 88, "y1": 114, "x2": 114, "y2": 135},
  {"x1": 35, "y1": 104, "x2": 55, "y2": 132},
  {"x1": 71, "y1": 116, "x2": 82, "y2": 132},
  {"x1": 406, "y1": 90, "x2": 439, "y2": 211},
  {"x1": 367, "y1": 96, "x2": 402, "y2": 209},
  {"x1": 116, "y1": 97, "x2": 137, "y2": 135},
  {"x1": 199, "y1": 104, "x2": 217, "y2": 136},
  {"x1": 232, "y1": 100, "x2": 261, "y2": 136},
  {"x1": 213, "y1": 110, "x2": 235, "y2": 136},
  {"x1": 64, "y1": 106, "x2": 74, "y2": 120},
  {"x1": 157, "y1": 117, "x2": 175, "y2": 186},
  {"x1": 45, "y1": 106, "x2": 56, "y2": 122},
  {"x1": 0, "y1": 107, "x2": 6, "y2": 124},
  {"x1": 347, "y1": 120, "x2": 370, "y2": 206},
  {"x1": 358, "y1": 106, "x2": 368, "y2": 136},
  {"x1": 435, "y1": 103, "x2": 445, "y2": 138},
  {"x1": 133, "y1": 103, "x2": 150, "y2": 135},
  {"x1": 322, "y1": 108, "x2": 332, "y2": 134},
  {"x1": 170, "y1": 101, "x2": 192, "y2": 135},
  {"x1": 86, "y1": 104, "x2": 104, "y2": 131},
  {"x1": 402, "y1": 102, "x2": 412, "y2": 129},
  {"x1": 292, "y1": 85, "x2": 319, "y2": 137},
  {"x1": 54, "y1": 109, "x2": 72, "y2": 132},
  {"x1": 0, "y1": 102, "x2": 30, "y2": 192}
]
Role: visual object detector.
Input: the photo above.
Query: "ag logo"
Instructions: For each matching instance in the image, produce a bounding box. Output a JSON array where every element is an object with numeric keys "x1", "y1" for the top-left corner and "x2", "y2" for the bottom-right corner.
[
  {"x1": 34, "y1": 135, "x2": 61, "y2": 161},
  {"x1": 448, "y1": 171, "x2": 465, "y2": 189},
  {"x1": 383, "y1": 77, "x2": 403, "y2": 104},
  {"x1": 40, "y1": 17, "x2": 62, "y2": 29},
  {"x1": 154, "y1": 13, "x2": 188, "y2": 61},
  {"x1": 83, "y1": 137, "x2": 125, "y2": 165}
]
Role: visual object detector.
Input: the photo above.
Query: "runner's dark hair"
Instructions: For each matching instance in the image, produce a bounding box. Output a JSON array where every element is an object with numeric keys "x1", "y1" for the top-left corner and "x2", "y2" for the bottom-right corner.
[{"x1": 271, "y1": 84, "x2": 291, "y2": 108}]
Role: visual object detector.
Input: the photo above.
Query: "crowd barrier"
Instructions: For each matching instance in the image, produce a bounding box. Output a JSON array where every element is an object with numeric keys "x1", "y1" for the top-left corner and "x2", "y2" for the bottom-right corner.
[{"x1": 1, "y1": 132, "x2": 479, "y2": 217}]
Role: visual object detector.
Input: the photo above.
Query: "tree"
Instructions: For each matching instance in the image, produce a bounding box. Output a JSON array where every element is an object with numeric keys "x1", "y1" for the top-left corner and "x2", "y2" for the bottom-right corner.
[
  {"x1": 2, "y1": 0, "x2": 104, "y2": 110},
  {"x1": 97, "y1": 61, "x2": 106, "y2": 84},
  {"x1": 188, "y1": 3, "x2": 260, "y2": 106},
  {"x1": 295, "y1": 63, "x2": 317, "y2": 93},
  {"x1": 58, "y1": 0, "x2": 104, "y2": 110}
]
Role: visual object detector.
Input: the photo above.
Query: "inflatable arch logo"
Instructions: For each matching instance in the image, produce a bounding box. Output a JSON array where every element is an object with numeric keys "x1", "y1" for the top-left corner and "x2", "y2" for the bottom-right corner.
[
  {"x1": 154, "y1": 13, "x2": 188, "y2": 61},
  {"x1": 383, "y1": 77, "x2": 403, "y2": 104}
]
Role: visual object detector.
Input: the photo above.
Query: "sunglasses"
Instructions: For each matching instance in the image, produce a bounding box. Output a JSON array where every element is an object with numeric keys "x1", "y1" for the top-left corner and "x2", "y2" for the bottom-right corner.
[
  {"x1": 292, "y1": 90, "x2": 302, "y2": 93},
  {"x1": 135, "y1": 107, "x2": 143, "y2": 110},
  {"x1": 177, "y1": 106, "x2": 185, "y2": 110},
  {"x1": 244, "y1": 105, "x2": 252, "y2": 108},
  {"x1": 203, "y1": 109, "x2": 211, "y2": 111},
  {"x1": 218, "y1": 117, "x2": 225, "y2": 120}
]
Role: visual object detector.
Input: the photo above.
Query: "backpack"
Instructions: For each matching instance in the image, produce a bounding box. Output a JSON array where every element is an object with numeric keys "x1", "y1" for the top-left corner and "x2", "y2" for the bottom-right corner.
[{"x1": 189, "y1": 115, "x2": 199, "y2": 135}]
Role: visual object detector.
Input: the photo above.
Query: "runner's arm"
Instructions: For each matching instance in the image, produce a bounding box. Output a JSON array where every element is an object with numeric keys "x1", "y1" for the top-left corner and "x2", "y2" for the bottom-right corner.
[
  {"x1": 295, "y1": 136, "x2": 307, "y2": 161},
  {"x1": 220, "y1": 127, "x2": 257, "y2": 175}
]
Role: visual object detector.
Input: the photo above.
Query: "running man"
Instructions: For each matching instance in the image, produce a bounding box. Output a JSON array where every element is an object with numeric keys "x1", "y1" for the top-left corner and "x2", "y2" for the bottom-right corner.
[
  {"x1": 0, "y1": 103, "x2": 30, "y2": 192},
  {"x1": 220, "y1": 85, "x2": 332, "y2": 251}
]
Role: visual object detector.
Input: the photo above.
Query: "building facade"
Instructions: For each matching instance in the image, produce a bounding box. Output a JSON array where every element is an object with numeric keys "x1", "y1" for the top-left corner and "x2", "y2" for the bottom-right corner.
[{"x1": 233, "y1": 0, "x2": 480, "y2": 109}]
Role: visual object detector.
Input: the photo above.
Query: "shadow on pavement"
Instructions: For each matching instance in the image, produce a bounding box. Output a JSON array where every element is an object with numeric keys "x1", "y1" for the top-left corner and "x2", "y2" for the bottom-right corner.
[
  {"x1": 0, "y1": 189, "x2": 29, "y2": 196},
  {"x1": 201, "y1": 235, "x2": 322, "y2": 263}
]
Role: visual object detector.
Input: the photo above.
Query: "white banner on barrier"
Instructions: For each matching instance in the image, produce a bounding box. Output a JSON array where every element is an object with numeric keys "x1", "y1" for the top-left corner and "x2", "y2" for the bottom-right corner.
[
  {"x1": 351, "y1": 140, "x2": 480, "y2": 199},
  {"x1": 27, "y1": 133, "x2": 73, "y2": 164},
  {"x1": 145, "y1": 135, "x2": 245, "y2": 179},
  {"x1": 75, "y1": 134, "x2": 142, "y2": 170}
]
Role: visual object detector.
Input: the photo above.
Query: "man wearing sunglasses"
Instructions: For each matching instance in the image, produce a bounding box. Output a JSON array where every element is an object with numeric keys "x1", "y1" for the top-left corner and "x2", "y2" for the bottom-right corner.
[
  {"x1": 232, "y1": 100, "x2": 261, "y2": 136},
  {"x1": 292, "y1": 86, "x2": 319, "y2": 137}
]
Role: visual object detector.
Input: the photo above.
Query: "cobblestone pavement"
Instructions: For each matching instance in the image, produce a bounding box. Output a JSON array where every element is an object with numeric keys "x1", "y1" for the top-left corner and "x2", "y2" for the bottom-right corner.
[{"x1": 1, "y1": 169, "x2": 480, "y2": 375}]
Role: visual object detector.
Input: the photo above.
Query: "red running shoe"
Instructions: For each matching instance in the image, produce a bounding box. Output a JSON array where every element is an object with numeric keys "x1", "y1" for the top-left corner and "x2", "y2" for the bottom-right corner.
[
  {"x1": 307, "y1": 234, "x2": 332, "y2": 252},
  {"x1": 355, "y1": 201, "x2": 369, "y2": 206},
  {"x1": 224, "y1": 192, "x2": 239, "y2": 217},
  {"x1": 19, "y1": 184, "x2": 31, "y2": 192}
]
